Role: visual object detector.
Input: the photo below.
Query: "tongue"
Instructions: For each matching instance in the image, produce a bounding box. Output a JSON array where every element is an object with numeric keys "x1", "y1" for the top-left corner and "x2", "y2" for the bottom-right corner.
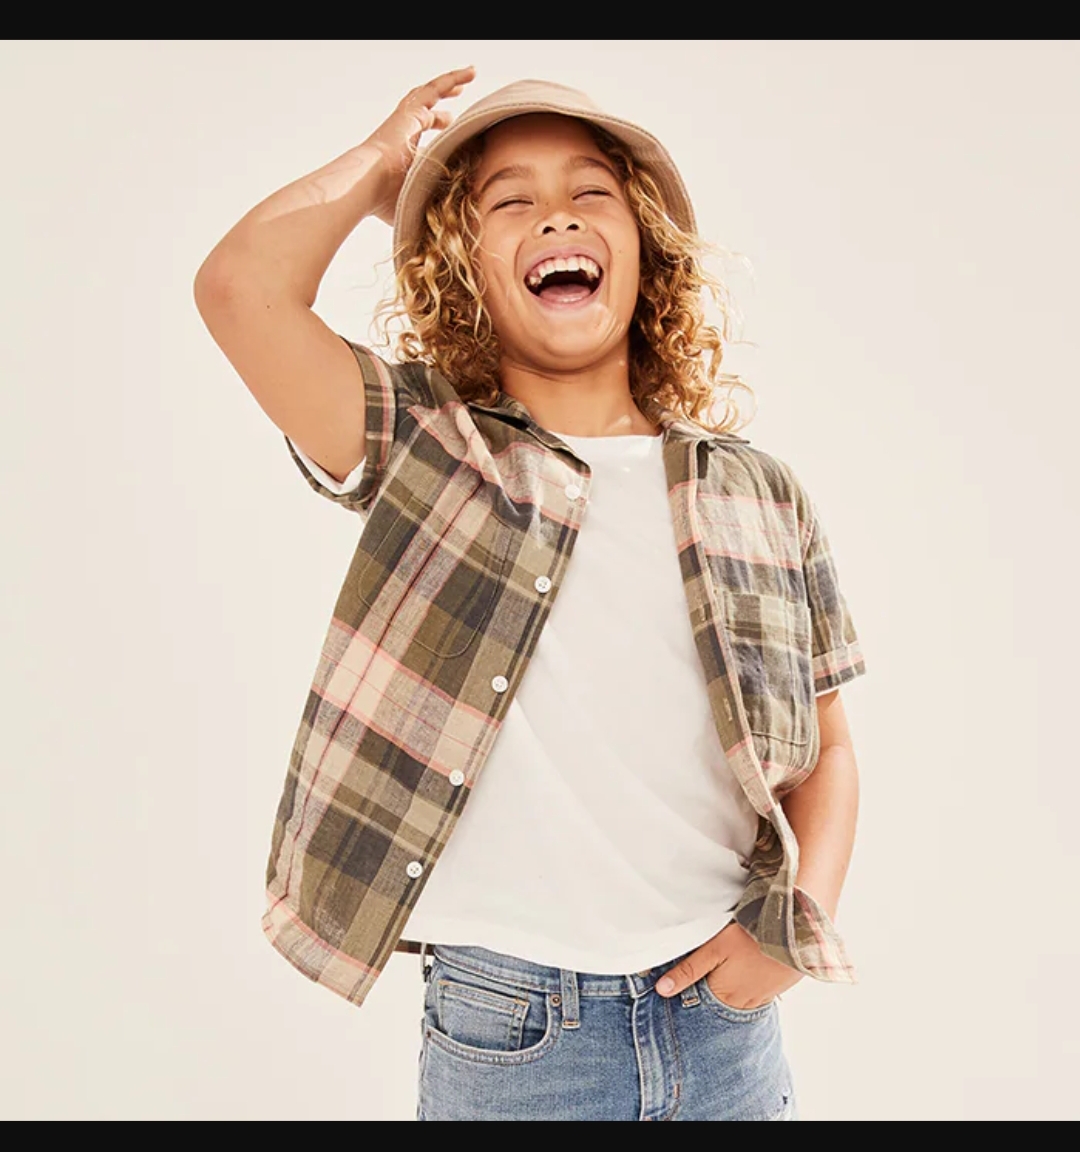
[{"x1": 539, "y1": 282, "x2": 593, "y2": 303}]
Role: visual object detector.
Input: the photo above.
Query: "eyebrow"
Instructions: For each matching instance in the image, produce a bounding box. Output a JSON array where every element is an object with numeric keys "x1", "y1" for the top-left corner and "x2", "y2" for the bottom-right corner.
[{"x1": 476, "y1": 155, "x2": 620, "y2": 200}]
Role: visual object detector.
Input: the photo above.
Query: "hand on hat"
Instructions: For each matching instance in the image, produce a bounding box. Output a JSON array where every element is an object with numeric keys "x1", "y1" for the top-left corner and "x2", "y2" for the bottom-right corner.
[{"x1": 362, "y1": 66, "x2": 476, "y2": 226}]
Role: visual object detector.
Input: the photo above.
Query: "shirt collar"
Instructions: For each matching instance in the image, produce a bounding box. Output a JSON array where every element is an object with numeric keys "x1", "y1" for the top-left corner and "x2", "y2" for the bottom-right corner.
[{"x1": 466, "y1": 391, "x2": 748, "y2": 448}]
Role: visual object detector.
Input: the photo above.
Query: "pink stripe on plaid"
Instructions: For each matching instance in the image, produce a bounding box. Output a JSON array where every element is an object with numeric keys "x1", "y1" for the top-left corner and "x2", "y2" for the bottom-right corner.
[
  {"x1": 262, "y1": 900, "x2": 380, "y2": 977},
  {"x1": 698, "y1": 493, "x2": 803, "y2": 569},
  {"x1": 793, "y1": 886, "x2": 854, "y2": 982},
  {"x1": 268, "y1": 343, "x2": 868, "y2": 1009},
  {"x1": 347, "y1": 649, "x2": 498, "y2": 771},
  {"x1": 706, "y1": 492, "x2": 798, "y2": 512},
  {"x1": 702, "y1": 546, "x2": 803, "y2": 570},
  {"x1": 412, "y1": 400, "x2": 599, "y2": 529},
  {"x1": 813, "y1": 641, "x2": 865, "y2": 682}
]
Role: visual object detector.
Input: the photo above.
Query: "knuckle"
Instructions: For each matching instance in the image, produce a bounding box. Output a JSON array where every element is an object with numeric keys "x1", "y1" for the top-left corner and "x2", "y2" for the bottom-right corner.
[{"x1": 676, "y1": 960, "x2": 700, "y2": 985}]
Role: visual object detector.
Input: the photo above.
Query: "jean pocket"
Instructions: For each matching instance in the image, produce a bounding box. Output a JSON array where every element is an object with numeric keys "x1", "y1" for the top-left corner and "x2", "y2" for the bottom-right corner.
[
  {"x1": 423, "y1": 959, "x2": 558, "y2": 1066},
  {"x1": 696, "y1": 974, "x2": 776, "y2": 1023}
]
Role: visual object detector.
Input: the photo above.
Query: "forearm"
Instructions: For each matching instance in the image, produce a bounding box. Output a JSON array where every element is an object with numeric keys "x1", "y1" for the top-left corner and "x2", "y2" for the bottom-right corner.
[
  {"x1": 658, "y1": 744, "x2": 858, "y2": 1003},
  {"x1": 195, "y1": 142, "x2": 391, "y2": 310},
  {"x1": 780, "y1": 742, "x2": 859, "y2": 920}
]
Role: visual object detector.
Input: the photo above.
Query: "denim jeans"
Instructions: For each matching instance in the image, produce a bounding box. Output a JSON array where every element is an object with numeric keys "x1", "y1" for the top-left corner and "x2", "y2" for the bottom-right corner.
[{"x1": 417, "y1": 943, "x2": 798, "y2": 1121}]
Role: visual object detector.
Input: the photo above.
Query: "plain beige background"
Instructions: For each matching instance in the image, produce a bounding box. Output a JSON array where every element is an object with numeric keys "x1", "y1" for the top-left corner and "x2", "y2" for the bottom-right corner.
[{"x1": 2, "y1": 39, "x2": 1077, "y2": 1120}]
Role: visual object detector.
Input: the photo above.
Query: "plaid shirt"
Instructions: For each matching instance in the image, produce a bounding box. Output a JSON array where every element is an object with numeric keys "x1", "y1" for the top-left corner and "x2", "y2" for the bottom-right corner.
[{"x1": 263, "y1": 340, "x2": 867, "y2": 1007}]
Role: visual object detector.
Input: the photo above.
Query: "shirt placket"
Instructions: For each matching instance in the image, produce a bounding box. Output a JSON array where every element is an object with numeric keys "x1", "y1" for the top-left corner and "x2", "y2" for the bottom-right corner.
[{"x1": 399, "y1": 427, "x2": 593, "y2": 896}]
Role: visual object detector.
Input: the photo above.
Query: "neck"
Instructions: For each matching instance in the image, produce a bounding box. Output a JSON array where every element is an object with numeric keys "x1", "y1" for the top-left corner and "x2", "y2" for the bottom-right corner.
[{"x1": 497, "y1": 343, "x2": 660, "y2": 438}]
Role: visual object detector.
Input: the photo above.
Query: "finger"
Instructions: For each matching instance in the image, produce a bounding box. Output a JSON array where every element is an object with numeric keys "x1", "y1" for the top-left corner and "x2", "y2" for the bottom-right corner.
[
  {"x1": 656, "y1": 946, "x2": 718, "y2": 998},
  {"x1": 406, "y1": 107, "x2": 453, "y2": 138},
  {"x1": 720, "y1": 992, "x2": 769, "y2": 1011},
  {"x1": 418, "y1": 66, "x2": 476, "y2": 102}
]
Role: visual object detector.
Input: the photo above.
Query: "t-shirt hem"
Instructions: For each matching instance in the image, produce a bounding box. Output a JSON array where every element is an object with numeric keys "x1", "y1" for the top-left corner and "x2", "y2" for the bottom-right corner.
[{"x1": 398, "y1": 910, "x2": 738, "y2": 976}]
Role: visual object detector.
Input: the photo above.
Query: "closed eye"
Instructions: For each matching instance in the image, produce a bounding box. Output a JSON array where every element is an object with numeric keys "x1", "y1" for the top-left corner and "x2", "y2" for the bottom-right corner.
[
  {"x1": 574, "y1": 188, "x2": 612, "y2": 199},
  {"x1": 492, "y1": 197, "x2": 531, "y2": 210}
]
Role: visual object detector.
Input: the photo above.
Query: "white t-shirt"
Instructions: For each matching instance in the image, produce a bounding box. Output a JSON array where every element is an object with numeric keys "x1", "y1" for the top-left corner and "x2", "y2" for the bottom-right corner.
[{"x1": 290, "y1": 430, "x2": 759, "y2": 975}]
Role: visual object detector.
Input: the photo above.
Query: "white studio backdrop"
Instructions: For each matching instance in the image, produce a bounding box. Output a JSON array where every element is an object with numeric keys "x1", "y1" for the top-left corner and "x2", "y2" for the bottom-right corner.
[{"x1": 1, "y1": 39, "x2": 1077, "y2": 1120}]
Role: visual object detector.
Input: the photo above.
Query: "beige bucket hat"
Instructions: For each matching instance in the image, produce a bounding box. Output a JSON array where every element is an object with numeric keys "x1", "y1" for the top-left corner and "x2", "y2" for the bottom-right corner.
[{"x1": 392, "y1": 79, "x2": 696, "y2": 272}]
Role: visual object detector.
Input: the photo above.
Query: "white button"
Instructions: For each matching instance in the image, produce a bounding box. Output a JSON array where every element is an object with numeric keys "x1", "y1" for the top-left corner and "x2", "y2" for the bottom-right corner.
[
  {"x1": 564, "y1": 483, "x2": 582, "y2": 500},
  {"x1": 534, "y1": 575, "x2": 552, "y2": 593},
  {"x1": 405, "y1": 861, "x2": 423, "y2": 879},
  {"x1": 491, "y1": 675, "x2": 509, "y2": 693},
  {"x1": 449, "y1": 770, "x2": 465, "y2": 787}
]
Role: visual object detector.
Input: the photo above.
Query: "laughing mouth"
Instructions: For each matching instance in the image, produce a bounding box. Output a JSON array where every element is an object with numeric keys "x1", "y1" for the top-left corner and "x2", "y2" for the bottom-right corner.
[{"x1": 525, "y1": 255, "x2": 603, "y2": 303}]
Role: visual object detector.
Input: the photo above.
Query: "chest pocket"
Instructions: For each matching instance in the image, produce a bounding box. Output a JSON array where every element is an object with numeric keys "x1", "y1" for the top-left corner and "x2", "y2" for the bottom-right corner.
[
  {"x1": 355, "y1": 469, "x2": 512, "y2": 659},
  {"x1": 720, "y1": 590, "x2": 813, "y2": 749}
]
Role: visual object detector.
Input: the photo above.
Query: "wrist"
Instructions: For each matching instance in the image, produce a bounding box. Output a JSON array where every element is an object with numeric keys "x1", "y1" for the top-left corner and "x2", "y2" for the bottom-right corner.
[{"x1": 310, "y1": 142, "x2": 395, "y2": 210}]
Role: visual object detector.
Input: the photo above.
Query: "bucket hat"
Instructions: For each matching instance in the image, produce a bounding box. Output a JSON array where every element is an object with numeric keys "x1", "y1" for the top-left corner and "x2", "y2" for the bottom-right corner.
[{"x1": 392, "y1": 79, "x2": 696, "y2": 271}]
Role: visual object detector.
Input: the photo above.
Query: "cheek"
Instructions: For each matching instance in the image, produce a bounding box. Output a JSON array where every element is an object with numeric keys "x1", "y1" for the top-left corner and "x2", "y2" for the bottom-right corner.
[
  {"x1": 476, "y1": 248, "x2": 519, "y2": 314},
  {"x1": 614, "y1": 248, "x2": 642, "y2": 313},
  {"x1": 605, "y1": 220, "x2": 641, "y2": 303}
]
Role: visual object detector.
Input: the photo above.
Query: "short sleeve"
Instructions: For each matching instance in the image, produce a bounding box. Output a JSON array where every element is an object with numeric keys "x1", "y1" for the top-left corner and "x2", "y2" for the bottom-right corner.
[
  {"x1": 802, "y1": 500, "x2": 867, "y2": 696},
  {"x1": 283, "y1": 339, "x2": 423, "y2": 515},
  {"x1": 287, "y1": 440, "x2": 367, "y2": 495}
]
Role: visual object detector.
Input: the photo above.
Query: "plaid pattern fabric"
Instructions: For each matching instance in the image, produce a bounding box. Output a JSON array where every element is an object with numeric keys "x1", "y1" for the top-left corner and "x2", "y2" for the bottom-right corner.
[{"x1": 263, "y1": 340, "x2": 867, "y2": 1006}]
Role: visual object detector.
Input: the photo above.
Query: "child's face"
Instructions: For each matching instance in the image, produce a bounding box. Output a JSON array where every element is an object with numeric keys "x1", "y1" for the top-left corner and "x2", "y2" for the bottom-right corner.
[{"x1": 470, "y1": 114, "x2": 641, "y2": 378}]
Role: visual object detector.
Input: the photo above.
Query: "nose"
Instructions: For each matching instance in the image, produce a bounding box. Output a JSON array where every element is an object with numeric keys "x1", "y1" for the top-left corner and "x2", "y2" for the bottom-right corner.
[{"x1": 535, "y1": 204, "x2": 585, "y2": 237}]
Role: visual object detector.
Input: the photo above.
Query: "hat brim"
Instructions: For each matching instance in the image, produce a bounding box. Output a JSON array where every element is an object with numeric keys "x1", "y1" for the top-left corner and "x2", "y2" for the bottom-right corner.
[{"x1": 391, "y1": 101, "x2": 697, "y2": 273}]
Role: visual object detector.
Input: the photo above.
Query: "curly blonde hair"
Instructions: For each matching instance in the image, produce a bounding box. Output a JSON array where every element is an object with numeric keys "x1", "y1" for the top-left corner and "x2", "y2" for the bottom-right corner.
[{"x1": 373, "y1": 120, "x2": 754, "y2": 435}]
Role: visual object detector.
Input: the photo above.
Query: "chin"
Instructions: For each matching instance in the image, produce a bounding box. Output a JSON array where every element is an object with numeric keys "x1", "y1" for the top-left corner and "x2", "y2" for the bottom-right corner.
[
  {"x1": 529, "y1": 339, "x2": 623, "y2": 370},
  {"x1": 523, "y1": 318, "x2": 632, "y2": 367}
]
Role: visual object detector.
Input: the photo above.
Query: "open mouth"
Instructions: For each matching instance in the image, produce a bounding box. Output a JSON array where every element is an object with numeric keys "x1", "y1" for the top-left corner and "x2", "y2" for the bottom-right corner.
[{"x1": 524, "y1": 255, "x2": 603, "y2": 304}]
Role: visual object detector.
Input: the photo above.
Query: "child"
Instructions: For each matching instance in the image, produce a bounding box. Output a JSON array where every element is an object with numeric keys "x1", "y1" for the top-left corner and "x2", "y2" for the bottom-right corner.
[{"x1": 195, "y1": 67, "x2": 867, "y2": 1122}]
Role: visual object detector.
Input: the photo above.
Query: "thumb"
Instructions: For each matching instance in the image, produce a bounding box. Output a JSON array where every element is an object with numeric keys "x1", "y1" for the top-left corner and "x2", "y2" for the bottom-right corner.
[{"x1": 656, "y1": 945, "x2": 718, "y2": 998}]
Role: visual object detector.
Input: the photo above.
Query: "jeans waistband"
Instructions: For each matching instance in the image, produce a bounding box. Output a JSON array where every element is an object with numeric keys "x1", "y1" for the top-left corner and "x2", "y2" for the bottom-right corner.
[{"x1": 430, "y1": 943, "x2": 692, "y2": 1001}]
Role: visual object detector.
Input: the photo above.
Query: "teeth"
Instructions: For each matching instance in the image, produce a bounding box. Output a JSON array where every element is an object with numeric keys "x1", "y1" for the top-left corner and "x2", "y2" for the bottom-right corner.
[{"x1": 525, "y1": 255, "x2": 602, "y2": 288}]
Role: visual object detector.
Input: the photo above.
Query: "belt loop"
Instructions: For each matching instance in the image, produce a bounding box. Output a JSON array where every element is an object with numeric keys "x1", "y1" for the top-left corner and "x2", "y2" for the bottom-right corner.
[
  {"x1": 679, "y1": 984, "x2": 700, "y2": 1008},
  {"x1": 559, "y1": 968, "x2": 580, "y2": 1029}
]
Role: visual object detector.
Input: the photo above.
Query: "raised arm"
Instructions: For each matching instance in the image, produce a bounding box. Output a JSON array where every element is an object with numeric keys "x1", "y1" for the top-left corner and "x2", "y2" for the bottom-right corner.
[{"x1": 193, "y1": 67, "x2": 475, "y2": 483}]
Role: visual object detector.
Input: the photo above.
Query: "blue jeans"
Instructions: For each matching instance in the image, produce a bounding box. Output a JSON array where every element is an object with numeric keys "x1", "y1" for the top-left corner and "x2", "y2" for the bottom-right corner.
[{"x1": 417, "y1": 943, "x2": 798, "y2": 1121}]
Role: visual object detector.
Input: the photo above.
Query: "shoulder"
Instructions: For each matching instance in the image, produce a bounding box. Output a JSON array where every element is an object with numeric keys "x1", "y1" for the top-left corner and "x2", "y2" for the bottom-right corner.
[{"x1": 707, "y1": 436, "x2": 813, "y2": 521}]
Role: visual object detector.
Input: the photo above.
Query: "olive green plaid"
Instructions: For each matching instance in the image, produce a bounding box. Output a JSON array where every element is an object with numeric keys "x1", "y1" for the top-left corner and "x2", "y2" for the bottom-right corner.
[{"x1": 263, "y1": 341, "x2": 866, "y2": 1007}]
